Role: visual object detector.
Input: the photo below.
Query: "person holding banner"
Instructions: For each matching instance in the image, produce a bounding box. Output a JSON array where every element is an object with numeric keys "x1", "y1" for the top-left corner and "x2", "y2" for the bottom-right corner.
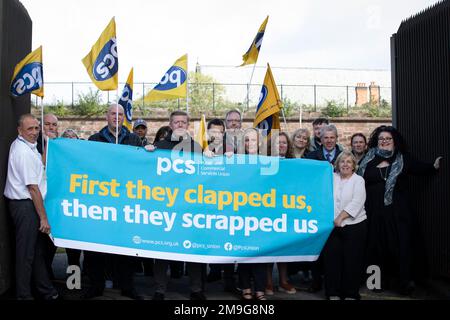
[
  {"x1": 4, "y1": 114, "x2": 60, "y2": 300},
  {"x1": 266, "y1": 132, "x2": 296, "y2": 295},
  {"x1": 82, "y1": 104, "x2": 143, "y2": 300},
  {"x1": 203, "y1": 119, "x2": 234, "y2": 157},
  {"x1": 153, "y1": 126, "x2": 172, "y2": 144},
  {"x1": 60, "y1": 129, "x2": 83, "y2": 269},
  {"x1": 237, "y1": 128, "x2": 268, "y2": 300},
  {"x1": 206, "y1": 111, "x2": 242, "y2": 293},
  {"x1": 357, "y1": 125, "x2": 442, "y2": 295},
  {"x1": 224, "y1": 109, "x2": 245, "y2": 155},
  {"x1": 323, "y1": 151, "x2": 367, "y2": 300},
  {"x1": 305, "y1": 124, "x2": 343, "y2": 293},
  {"x1": 147, "y1": 110, "x2": 206, "y2": 301},
  {"x1": 35, "y1": 113, "x2": 60, "y2": 280}
]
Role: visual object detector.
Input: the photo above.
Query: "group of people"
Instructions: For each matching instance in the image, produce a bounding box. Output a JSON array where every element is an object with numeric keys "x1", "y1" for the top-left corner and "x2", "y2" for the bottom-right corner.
[{"x1": 3, "y1": 106, "x2": 442, "y2": 300}]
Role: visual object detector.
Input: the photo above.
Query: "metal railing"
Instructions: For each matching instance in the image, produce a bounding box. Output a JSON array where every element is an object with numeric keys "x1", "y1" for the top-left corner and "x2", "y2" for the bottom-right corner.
[{"x1": 36, "y1": 81, "x2": 392, "y2": 114}]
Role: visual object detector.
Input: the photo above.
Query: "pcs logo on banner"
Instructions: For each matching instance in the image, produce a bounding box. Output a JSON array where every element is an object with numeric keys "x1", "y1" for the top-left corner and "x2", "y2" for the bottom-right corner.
[{"x1": 157, "y1": 157, "x2": 195, "y2": 176}]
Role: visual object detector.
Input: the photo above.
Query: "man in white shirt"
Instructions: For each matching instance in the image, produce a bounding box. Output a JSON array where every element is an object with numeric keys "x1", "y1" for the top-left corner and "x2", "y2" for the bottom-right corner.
[{"x1": 4, "y1": 114, "x2": 59, "y2": 300}]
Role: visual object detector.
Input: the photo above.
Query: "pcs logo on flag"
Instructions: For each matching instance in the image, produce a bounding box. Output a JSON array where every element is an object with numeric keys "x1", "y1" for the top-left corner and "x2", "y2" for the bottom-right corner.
[
  {"x1": 154, "y1": 66, "x2": 186, "y2": 91},
  {"x1": 10, "y1": 62, "x2": 43, "y2": 97},
  {"x1": 93, "y1": 37, "x2": 118, "y2": 81},
  {"x1": 119, "y1": 84, "x2": 133, "y2": 122}
]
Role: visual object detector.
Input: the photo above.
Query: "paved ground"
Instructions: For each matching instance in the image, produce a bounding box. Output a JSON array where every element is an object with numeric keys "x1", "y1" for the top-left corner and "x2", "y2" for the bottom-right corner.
[{"x1": 52, "y1": 252, "x2": 441, "y2": 300}]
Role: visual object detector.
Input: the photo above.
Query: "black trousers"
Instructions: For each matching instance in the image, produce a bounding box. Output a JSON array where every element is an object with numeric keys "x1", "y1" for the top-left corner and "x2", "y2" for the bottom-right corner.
[
  {"x1": 366, "y1": 208, "x2": 413, "y2": 290},
  {"x1": 323, "y1": 221, "x2": 367, "y2": 299},
  {"x1": 84, "y1": 251, "x2": 136, "y2": 293},
  {"x1": 43, "y1": 235, "x2": 57, "y2": 279},
  {"x1": 66, "y1": 249, "x2": 82, "y2": 267},
  {"x1": 154, "y1": 259, "x2": 204, "y2": 294},
  {"x1": 209, "y1": 263, "x2": 236, "y2": 287},
  {"x1": 238, "y1": 263, "x2": 266, "y2": 292},
  {"x1": 7, "y1": 199, "x2": 58, "y2": 300}
]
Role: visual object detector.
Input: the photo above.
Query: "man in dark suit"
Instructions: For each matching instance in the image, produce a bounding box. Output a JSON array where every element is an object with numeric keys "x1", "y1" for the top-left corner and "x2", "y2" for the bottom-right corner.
[
  {"x1": 147, "y1": 110, "x2": 206, "y2": 301},
  {"x1": 305, "y1": 124, "x2": 342, "y2": 164},
  {"x1": 305, "y1": 124, "x2": 342, "y2": 292},
  {"x1": 82, "y1": 104, "x2": 143, "y2": 300}
]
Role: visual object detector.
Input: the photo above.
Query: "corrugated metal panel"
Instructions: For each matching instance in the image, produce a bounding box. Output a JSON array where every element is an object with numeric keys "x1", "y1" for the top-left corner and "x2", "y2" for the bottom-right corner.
[
  {"x1": 392, "y1": 0, "x2": 450, "y2": 280},
  {"x1": 0, "y1": 0, "x2": 32, "y2": 295}
]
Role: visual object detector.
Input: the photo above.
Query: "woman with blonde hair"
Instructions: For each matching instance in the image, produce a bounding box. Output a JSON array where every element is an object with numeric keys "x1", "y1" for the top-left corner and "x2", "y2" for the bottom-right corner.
[
  {"x1": 291, "y1": 128, "x2": 311, "y2": 158},
  {"x1": 266, "y1": 132, "x2": 297, "y2": 295},
  {"x1": 323, "y1": 151, "x2": 367, "y2": 300},
  {"x1": 237, "y1": 128, "x2": 268, "y2": 300}
]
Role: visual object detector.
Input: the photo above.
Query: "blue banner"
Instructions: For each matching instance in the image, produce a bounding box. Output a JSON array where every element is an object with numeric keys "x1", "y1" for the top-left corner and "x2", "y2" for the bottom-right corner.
[{"x1": 45, "y1": 139, "x2": 334, "y2": 263}]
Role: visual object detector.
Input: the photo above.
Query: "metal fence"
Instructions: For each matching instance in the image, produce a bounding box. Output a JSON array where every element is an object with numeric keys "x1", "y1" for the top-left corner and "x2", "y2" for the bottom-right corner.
[
  {"x1": 392, "y1": 0, "x2": 450, "y2": 279},
  {"x1": 37, "y1": 81, "x2": 392, "y2": 113}
]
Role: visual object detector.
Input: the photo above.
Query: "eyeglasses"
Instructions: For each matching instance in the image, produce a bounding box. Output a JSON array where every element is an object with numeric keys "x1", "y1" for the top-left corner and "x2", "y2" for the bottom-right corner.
[
  {"x1": 226, "y1": 119, "x2": 241, "y2": 123},
  {"x1": 378, "y1": 137, "x2": 393, "y2": 142}
]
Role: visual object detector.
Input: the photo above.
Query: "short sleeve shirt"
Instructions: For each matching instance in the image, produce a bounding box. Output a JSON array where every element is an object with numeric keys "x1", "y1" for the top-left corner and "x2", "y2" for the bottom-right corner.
[{"x1": 4, "y1": 136, "x2": 47, "y2": 200}]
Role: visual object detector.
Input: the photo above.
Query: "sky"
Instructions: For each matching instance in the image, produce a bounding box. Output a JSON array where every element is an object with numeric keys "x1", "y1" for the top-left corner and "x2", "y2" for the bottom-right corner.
[{"x1": 20, "y1": 0, "x2": 439, "y2": 84}]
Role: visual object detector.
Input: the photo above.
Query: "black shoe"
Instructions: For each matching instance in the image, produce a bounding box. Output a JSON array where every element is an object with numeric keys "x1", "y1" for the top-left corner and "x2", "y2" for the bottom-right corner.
[
  {"x1": 190, "y1": 291, "x2": 207, "y2": 300},
  {"x1": 121, "y1": 289, "x2": 144, "y2": 300},
  {"x1": 307, "y1": 282, "x2": 322, "y2": 293},
  {"x1": 152, "y1": 292, "x2": 165, "y2": 300},
  {"x1": 81, "y1": 288, "x2": 103, "y2": 300},
  {"x1": 45, "y1": 293, "x2": 63, "y2": 301},
  {"x1": 224, "y1": 285, "x2": 241, "y2": 295},
  {"x1": 399, "y1": 283, "x2": 415, "y2": 296},
  {"x1": 371, "y1": 288, "x2": 384, "y2": 293}
]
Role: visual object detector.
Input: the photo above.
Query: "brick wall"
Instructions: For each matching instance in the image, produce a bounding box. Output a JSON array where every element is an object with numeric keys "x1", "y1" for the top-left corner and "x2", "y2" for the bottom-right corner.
[{"x1": 56, "y1": 117, "x2": 391, "y2": 149}]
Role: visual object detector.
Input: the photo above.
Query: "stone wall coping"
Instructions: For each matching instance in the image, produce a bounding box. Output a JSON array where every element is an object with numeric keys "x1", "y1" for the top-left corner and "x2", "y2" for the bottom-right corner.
[{"x1": 57, "y1": 116, "x2": 392, "y2": 123}]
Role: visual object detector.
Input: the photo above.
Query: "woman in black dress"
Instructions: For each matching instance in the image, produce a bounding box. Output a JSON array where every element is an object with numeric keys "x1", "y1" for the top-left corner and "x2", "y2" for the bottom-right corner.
[{"x1": 357, "y1": 126, "x2": 442, "y2": 295}]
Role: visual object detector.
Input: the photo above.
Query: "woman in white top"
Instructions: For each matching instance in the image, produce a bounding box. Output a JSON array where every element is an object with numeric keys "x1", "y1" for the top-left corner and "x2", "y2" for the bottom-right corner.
[{"x1": 323, "y1": 151, "x2": 368, "y2": 300}]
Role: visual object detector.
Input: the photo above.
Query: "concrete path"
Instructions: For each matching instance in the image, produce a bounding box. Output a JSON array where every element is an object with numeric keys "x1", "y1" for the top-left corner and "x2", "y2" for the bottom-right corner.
[{"x1": 52, "y1": 253, "x2": 437, "y2": 300}]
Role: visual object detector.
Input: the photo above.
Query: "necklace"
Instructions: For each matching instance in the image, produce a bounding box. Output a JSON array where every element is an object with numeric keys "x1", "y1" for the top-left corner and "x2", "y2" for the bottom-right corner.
[{"x1": 378, "y1": 166, "x2": 389, "y2": 181}]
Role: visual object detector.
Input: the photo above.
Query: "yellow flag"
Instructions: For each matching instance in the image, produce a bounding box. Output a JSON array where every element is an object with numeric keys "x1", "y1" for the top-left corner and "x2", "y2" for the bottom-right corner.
[
  {"x1": 253, "y1": 63, "x2": 281, "y2": 136},
  {"x1": 82, "y1": 17, "x2": 118, "y2": 91},
  {"x1": 195, "y1": 114, "x2": 208, "y2": 150},
  {"x1": 241, "y1": 16, "x2": 269, "y2": 66},
  {"x1": 119, "y1": 68, "x2": 134, "y2": 130},
  {"x1": 10, "y1": 46, "x2": 44, "y2": 98},
  {"x1": 144, "y1": 54, "x2": 188, "y2": 102}
]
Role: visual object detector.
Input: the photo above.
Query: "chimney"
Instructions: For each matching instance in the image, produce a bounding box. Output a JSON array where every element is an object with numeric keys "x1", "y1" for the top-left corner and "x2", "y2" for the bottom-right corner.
[
  {"x1": 355, "y1": 83, "x2": 368, "y2": 106},
  {"x1": 369, "y1": 81, "x2": 380, "y2": 105}
]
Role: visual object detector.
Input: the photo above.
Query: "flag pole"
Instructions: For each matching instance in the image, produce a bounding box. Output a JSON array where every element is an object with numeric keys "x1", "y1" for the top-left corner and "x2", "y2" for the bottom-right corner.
[
  {"x1": 299, "y1": 104, "x2": 303, "y2": 127},
  {"x1": 40, "y1": 96, "x2": 46, "y2": 165},
  {"x1": 246, "y1": 63, "x2": 257, "y2": 111},
  {"x1": 115, "y1": 88, "x2": 119, "y2": 144},
  {"x1": 186, "y1": 54, "x2": 189, "y2": 113},
  {"x1": 280, "y1": 106, "x2": 288, "y2": 133}
]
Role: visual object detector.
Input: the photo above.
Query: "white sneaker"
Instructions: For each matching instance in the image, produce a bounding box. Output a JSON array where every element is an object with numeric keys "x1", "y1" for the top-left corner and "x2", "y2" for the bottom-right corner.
[{"x1": 329, "y1": 296, "x2": 340, "y2": 300}]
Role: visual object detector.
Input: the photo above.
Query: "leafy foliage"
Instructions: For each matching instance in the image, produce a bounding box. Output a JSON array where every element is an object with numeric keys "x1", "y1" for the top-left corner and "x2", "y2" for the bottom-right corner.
[{"x1": 321, "y1": 100, "x2": 348, "y2": 117}]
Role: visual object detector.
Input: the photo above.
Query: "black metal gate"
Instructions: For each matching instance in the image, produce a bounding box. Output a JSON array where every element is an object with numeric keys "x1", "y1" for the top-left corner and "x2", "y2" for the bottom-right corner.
[
  {"x1": 0, "y1": 0, "x2": 32, "y2": 295},
  {"x1": 391, "y1": 0, "x2": 450, "y2": 280}
]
